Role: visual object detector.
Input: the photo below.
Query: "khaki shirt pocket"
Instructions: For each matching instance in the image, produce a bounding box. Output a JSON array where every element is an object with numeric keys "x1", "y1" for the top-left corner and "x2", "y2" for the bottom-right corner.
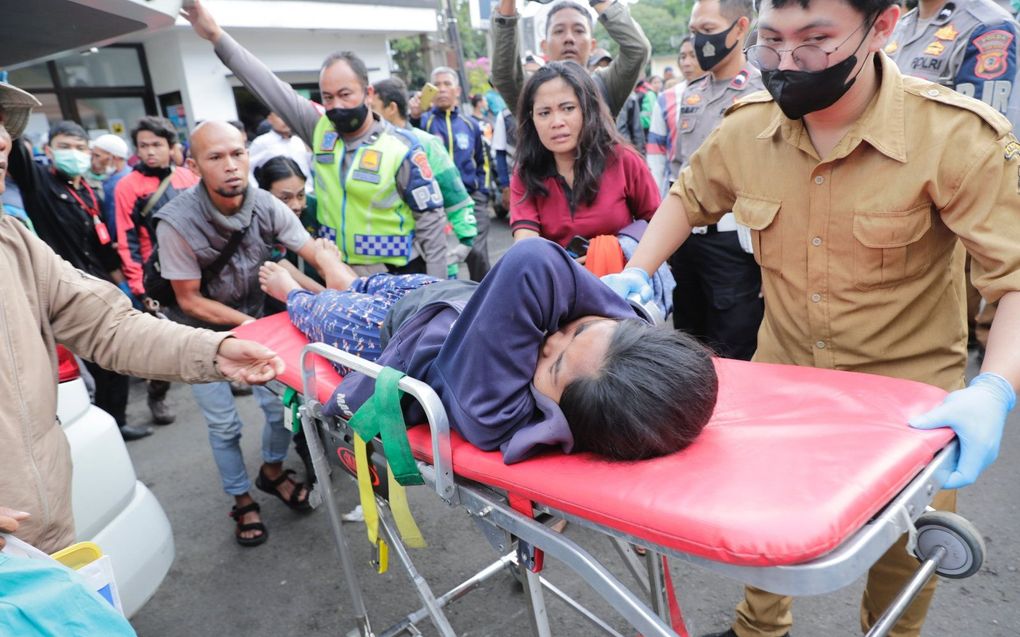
[
  {"x1": 852, "y1": 204, "x2": 933, "y2": 289},
  {"x1": 732, "y1": 195, "x2": 781, "y2": 271}
]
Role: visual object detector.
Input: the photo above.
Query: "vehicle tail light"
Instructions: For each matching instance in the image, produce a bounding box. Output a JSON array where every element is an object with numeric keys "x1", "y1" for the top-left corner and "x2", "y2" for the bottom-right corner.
[{"x1": 56, "y1": 345, "x2": 81, "y2": 383}]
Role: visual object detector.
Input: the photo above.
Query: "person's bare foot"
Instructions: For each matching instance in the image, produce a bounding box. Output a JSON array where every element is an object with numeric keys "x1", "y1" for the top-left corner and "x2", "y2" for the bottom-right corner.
[
  {"x1": 259, "y1": 261, "x2": 301, "y2": 302},
  {"x1": 314, "y1": 237, "x2": 357, "y2": 290}
]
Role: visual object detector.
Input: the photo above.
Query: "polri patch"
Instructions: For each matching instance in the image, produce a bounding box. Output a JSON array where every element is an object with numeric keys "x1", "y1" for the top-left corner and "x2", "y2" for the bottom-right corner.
[
  {"x1": 411, "y1": 150, "x2": 433, "y2": 180},
  {"x1": 974, "y1": 30, "x2": 1014, "y2": 80}
]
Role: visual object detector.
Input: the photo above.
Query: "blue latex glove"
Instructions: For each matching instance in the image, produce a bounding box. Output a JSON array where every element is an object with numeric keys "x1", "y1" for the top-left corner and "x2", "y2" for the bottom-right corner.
[
  {"x1": 601, "y1": 267, "x2": 653, "y2": 303},
  {"x1": 909, "y1": 372, "x2": 1016, "y2": 489}
]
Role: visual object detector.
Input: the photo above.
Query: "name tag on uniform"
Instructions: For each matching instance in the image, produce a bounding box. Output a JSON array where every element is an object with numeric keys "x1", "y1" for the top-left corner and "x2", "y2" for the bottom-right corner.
[
  {"x1": 315, "y1": 153, "x2": 335, "y2": 164},
  {"x1": 352, "y1": 170, "x2": 381, "y2": 184}
]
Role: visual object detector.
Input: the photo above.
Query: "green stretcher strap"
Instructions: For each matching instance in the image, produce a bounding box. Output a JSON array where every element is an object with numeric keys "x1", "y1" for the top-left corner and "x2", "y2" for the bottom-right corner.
[
  {"x1": 347, "y1": 367, "x2": 423, "y2": 486},
  {"x1": 281, "y1": 387, "x2": 302, "y2": 434}
]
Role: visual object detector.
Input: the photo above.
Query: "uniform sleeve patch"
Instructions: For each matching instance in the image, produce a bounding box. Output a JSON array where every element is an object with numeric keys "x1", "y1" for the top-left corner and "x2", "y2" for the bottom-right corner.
[
  {"x1": 411, "y1": 150, "x2": 433, "y2": 180},
  {"x1": 973, "y1": 29, "x2": 1014, "y2": 80},
  {"x1": 1003, "y1": 134, "x2": 1020, "y2": 161}
]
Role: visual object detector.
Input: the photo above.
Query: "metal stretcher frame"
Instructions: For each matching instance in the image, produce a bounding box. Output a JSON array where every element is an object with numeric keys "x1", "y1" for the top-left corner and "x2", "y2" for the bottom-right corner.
[{"x1": 294, "y1": 342, "x2": 968, "y2": 637}]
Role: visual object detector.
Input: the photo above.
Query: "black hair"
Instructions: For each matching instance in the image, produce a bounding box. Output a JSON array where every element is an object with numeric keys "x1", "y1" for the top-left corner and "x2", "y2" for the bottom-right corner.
[
  {"x1": 372, "y1": 77, "x2": 409, "y2": 119},
  {"x1": 545, "y1": 1, "x2": 593, "y2": 34},
  {"x1": 130, "y1": 115, "x2": 178, "y2": 148},
  {"x1": 561, "y1": 321, "x2": 719, "y2": 461},
  {"x1": 756, "y1": 0, "x2": 893, "y2": 17},
  {"x1": 515, "y1": 60, "x2": 625, "y2": 208},
  {"x1": 321, "y1": 51, "x2": 370, "y2": 88},
  {"x1": 254, "y1": 155, "x2": 306, "y2": 191},
  {"x1": 48, "y1": 120, "x2": 88, "y2": 143},
  {"x1": 470, "y1": 94, "x2": 485, "y2": 108},
  {"x1": 717, "y1": 0, "x2": 756, "y2": 21}
]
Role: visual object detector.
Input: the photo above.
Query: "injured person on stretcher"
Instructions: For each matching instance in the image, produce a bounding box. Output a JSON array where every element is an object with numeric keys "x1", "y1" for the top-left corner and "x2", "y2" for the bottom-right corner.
[{"x1": 259, "y1": 237, "x2": 718, "y2": 463}]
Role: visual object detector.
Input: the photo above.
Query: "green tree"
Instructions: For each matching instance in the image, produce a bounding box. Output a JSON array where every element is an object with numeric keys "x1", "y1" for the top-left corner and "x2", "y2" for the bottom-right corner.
[
  {"x1": 390, "y1": 34, "x2": 430, "y2": 88},
  {"x1": 594, "y1": 0, "x2": 691, "y2": 59},
  {"x1": 455, "y1": 0, "x2": 488, "y2": 60}
]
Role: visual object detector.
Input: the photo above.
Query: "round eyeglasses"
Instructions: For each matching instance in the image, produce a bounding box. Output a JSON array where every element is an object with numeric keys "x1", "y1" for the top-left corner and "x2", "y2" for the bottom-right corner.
[{"x1": 745, "y1": 20, "x2": 873, "y2": 72}]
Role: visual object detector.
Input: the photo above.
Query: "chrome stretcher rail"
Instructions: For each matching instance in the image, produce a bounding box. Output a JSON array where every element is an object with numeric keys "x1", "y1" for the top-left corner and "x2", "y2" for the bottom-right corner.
[{"x1": 293, "y1": 342, "x2": 966, "y2": 637}]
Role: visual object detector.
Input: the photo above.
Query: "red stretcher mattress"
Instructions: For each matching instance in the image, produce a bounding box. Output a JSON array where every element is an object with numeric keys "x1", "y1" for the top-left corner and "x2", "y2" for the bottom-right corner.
[{"x1": 234, "y1": 313, "x2": 954, "y2": 567}]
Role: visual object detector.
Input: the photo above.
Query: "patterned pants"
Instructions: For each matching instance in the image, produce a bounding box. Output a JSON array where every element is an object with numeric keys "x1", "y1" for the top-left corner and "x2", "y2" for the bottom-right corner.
[{"x1": 286, "y1": 273, "x2": 435, "y2": 372}]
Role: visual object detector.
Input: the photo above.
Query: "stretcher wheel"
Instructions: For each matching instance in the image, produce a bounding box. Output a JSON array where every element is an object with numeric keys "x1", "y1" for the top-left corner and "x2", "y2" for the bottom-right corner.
[{"x1": 913, "y1": 511, "x2": 985, "y2": 579}]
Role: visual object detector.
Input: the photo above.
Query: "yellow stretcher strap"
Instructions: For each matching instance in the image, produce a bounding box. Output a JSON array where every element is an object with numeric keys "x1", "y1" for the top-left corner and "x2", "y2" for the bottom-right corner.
[{"x1": 348, "y1": 368, "x2": 427, "y2": 571}]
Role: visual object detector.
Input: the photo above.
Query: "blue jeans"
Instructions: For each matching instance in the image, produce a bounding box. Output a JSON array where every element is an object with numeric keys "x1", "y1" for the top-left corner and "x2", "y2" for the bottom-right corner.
[{"x1": 191, "y1": 382, "x2": 290, "y2": 496}]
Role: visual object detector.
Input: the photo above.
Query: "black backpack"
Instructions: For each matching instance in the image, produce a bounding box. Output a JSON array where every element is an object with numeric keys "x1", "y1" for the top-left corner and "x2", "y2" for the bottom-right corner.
[{"x1": 142, "y1": 224, "x2": 247, "y2": 308}]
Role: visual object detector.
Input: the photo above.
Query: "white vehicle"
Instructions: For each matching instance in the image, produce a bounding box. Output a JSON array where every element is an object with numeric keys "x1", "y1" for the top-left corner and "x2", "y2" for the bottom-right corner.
[{"x1": 56, "y1": 345, "x2": 174, "y2": 618}]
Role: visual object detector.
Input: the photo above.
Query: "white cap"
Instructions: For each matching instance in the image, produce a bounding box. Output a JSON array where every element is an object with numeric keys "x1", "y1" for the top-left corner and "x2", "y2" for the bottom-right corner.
[
  {"x1": 92, "y1": 133, "x2": 130, "y2": 159},
  {"x1": 0, "y1": 82, "x2": 41, "y2": 139}
]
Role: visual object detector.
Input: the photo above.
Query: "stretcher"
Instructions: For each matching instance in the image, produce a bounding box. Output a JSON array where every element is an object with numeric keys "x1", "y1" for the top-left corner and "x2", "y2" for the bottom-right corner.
[{"x1": 234, "y1": 313, "x2": 986, "y2": 637}]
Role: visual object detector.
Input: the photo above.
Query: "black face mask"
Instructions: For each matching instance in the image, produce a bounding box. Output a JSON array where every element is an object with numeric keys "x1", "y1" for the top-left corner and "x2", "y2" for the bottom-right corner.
[
  {"x1": 760, "y1": 22, "x2": 873, "y2": 120},
  {"x1": 326, "y1": 102, "x2": 369, "y2": 134},
  {"x1": 135, "y1": 163, "x2": 172, "y2": 180},
  {"x1": 694, "y1": 20, "x2": 740, "y2": 71}
]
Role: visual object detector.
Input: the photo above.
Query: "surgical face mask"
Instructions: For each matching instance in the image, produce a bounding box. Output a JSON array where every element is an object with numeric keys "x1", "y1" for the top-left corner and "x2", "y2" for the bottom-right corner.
[
  {"x1": 326, "y1": 102, "x2": 369, "y2": 135},
  {"x1": 51, "y1": 148, "x2": 91, "y2": 178},
  {"x1": 758, "y1": 21, "x2": 874, "y2": 120},
  {"x1": 694, "y1": 20, "x2": 740, "y2": 71}
]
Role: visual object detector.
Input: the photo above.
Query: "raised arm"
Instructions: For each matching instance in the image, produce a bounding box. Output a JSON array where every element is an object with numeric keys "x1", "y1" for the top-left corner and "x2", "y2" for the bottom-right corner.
[
  {"x1": 592, "y1": 0, "x2": 652, "y2": 116},
  {"x1": 182, "y1": 0, "x2": 321, "y2": 145},
  {"x1": 491, "y1": 0, "x2": 526, "y2": 115}
]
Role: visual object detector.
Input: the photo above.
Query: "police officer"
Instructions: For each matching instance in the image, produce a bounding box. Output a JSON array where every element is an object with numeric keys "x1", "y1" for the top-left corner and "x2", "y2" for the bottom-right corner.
[
  {"x1": 371, "y1": 77, "x2": 479, "y2": 276},
  {"x1": 603, "y1": 0, "x2": 1020, "y2": 633},
  {"x1": 886, "y1": 0, "x2": 1019, "y2": 359},
  {"x1": 412, "y1": 66, "x2": 491, "y2": 281},
  {"x1": 184, "y1": 1, "x2": 448, "y2": 279},
  {"x1": 886, "y1": 0, "x2": 1019, "y2": 122},
  {"x1": 669, "y1": 0, "x2": 764, "y2": 360}
]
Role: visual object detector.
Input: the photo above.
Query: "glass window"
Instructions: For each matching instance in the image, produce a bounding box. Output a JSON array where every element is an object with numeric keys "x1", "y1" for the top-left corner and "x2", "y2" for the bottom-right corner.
[
  {"x1": 55, "y1": 47, "x2": 144, "y2": 88},
  {"x1": 75, "y1": 96, "x2": 147, "y2": 146},
  {"x1": 21, "y1": 93, "x2": 63, "y2": 149},
  {"x1": 8, "y1": 62, "x2": 54, "y2": 90}
]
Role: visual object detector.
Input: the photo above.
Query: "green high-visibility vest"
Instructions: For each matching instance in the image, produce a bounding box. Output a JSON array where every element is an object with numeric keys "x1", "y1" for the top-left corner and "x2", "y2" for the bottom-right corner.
[{"x1": 312, "y1": 116, "x2": 415, "y2": 267}]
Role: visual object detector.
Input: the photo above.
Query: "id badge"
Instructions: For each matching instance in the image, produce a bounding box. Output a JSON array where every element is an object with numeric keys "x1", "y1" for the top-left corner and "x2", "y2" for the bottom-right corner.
[{"x1": 94, "y1": 220, "x2": 112, "y2": 245}]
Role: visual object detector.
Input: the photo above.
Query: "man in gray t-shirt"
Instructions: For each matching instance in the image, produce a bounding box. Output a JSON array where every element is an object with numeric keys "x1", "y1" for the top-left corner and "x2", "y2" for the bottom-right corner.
[{"x1": 155, "y1": 121, "x2": 330, "y2": 546}]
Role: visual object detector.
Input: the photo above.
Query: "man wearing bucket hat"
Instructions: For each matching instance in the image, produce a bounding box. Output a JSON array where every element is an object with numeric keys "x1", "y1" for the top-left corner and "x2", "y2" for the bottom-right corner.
[{"x1": 0, "y1": 80, "x2": 285, "y2": 553}]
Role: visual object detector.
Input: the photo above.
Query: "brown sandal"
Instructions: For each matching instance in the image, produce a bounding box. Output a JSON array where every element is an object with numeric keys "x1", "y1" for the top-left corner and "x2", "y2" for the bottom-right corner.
[{"x1": 230, "y1": 501, "x2": 268, "y2": 547}]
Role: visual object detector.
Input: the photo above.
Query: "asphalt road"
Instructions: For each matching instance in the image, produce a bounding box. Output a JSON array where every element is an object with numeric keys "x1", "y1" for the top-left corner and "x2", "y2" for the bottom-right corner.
[{"x1": 128, "y1": 216, "x2": 1019, "y2": 637}]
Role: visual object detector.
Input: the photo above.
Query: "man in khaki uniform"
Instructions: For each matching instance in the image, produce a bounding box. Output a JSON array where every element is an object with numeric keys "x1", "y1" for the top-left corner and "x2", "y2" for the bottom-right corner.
[
  {"x1": 668, "y1": 0, "x2": 765, "y2": 360},
  {"x1": 602, "y1": 0, "x2": 1020, "y2": 634},
  {"x1": 0, "y1": 82, "x2": 285, "y2": 553}
]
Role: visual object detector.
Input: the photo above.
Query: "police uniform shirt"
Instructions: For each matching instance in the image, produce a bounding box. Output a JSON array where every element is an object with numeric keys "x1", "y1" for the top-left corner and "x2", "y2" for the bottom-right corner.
[
  {"x1": 671, "y1": 66, "x2": 765, "y2": 180},
  {"x1": 886, "y1": 0, "x2": 1019, "y2": 119},
  {"x1": 668, "y1": 52, "x2": 1020, "y2": 391}
]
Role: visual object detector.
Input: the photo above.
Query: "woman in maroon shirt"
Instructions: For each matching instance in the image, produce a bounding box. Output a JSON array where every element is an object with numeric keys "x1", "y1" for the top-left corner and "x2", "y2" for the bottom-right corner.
[{"x1": 510, "y1": 61, "x2": 661, "y2": 247}]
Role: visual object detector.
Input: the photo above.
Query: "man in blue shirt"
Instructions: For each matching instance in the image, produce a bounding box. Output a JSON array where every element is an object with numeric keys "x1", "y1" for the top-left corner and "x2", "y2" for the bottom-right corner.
[{"x1": 414, "y1": 66, "x2": 492, "y2": 281}]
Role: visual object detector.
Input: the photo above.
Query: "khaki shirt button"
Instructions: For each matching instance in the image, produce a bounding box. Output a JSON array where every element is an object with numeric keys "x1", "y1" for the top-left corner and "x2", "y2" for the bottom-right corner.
[
  {"x1": 816, "y1": 340, "x2": 826, "y2": 349},
  {"x1": 811, "y1": 293, "x2": 822, "y2": 303},
  {"x1": 927, "y1": 88, "x2": 940, "y2": 97},
  {"x1": 811, "y1": 236, "x2": 823, "y2": 247},
  {"x1": 814, "y1": 175, "x2": 825, "y2": 185}
]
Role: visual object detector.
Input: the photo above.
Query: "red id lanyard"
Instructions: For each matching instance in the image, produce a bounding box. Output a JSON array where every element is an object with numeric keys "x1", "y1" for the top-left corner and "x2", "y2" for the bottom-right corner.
[{"x1": 66, "y1": 182, "x2": 111, "y2": 245}]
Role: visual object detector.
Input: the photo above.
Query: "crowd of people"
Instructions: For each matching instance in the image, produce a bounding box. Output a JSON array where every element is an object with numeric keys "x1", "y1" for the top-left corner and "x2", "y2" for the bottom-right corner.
[{"x1": 2, "y1": 0, "x2": 1020, "y2": 633}]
